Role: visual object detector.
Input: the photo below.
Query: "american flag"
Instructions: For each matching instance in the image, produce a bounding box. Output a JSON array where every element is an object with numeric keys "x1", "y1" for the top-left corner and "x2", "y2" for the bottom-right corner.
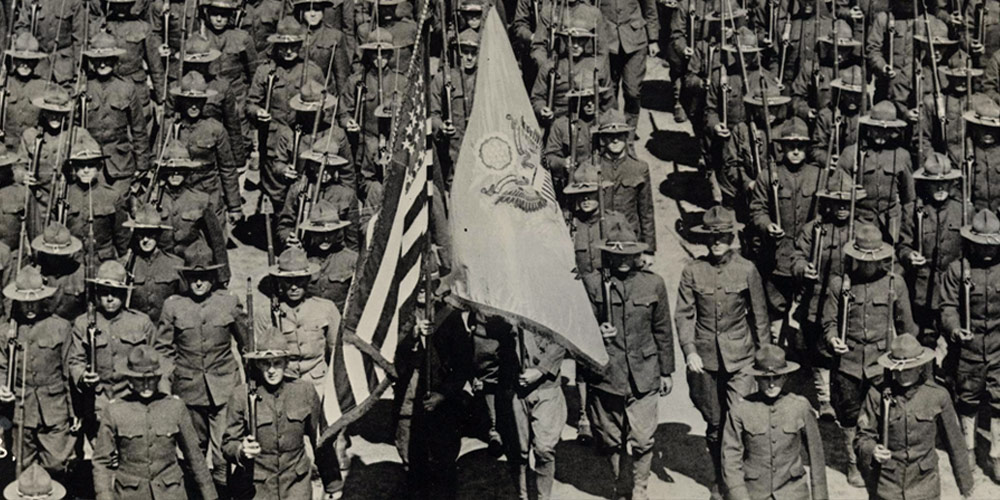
[{"x1": 318, "y1": 8, "x2": 432, "y2": 440}]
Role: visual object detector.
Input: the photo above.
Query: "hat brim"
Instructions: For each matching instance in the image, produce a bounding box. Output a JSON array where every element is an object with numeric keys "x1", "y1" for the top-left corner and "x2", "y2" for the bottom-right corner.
[
  {"x1": 858, "y1": 116, "x2": 906, "y2": 128},
  {"x1": 122, "y1": 220, "x2": 172, "y2": 230},
  {"x1": 300, "y1": 151, "x2": 349, "y2": 166},
  {"x1": 269, "y1": 262, "x2": 321, "y2": 277},
  {"x1": 180, "y1": 50, "x2": 222, "y2": 64},
  {"x1": 844, "y1": 242, "x2": 893, "y2": 261},
  {"x1": 30, "y1": 97, "x2": 72, "y2": 113},
  {"x1": 115, "y1": 357, "x2": 165, "y2": 379},
  {"x1": 69, "y1": 151, "x2": 108, "y2": 162},
  {"x1": 5, "y1": 49, "x2": 48, "y2": 60},
  {"x1": 961, "y1": 226, "x2": 1000, "y2": 245},
  {"x1": 169, "y1": 87, "x2": 220, "y2": 99},
  {"x1": 31, "y1": 235, "x2": 83, "y2": 256},
  {"x1": 563, "y1": 183, "x2": 598, "y2": 195},
  {"x1": 819, "y1": 38, "x2": 862, "y2": 48},
  {"x1": 268, "y1": 34, "x2": 305, "y2": 44},
  {"x1": 300, "y1": 220, "x2": 351, "y2": 233},
  {"x1": 178, "y1": 264, "x2": 225, "y2": 273},
  {"x1": 245, "y1": 349, "x2": 292, "y2": 360},
  {"x1": 816, "y1": 188, "x2": 867, "y2": 201},
  {"x1": 360, "y1": 42, "x2": 396, "y2": 52},
  {"x1": 942, "y1": 67, "x2": 984, "y2": 78},
  {"x1": 87, "y1": 278, "x2": 131, "y2": 289},
  {"x1": 597, "y1": 241, "x2": 650, "y2": 254},
  {"x1": 705, "y1": 8, "x2": 747, "y2": 21},
  {"x1": 877, "y1": 348, "x2": 934, "y2": 370},
  {"x1": 3, "y1": 477, "x2": 67, "y2": 500},
  {"x1": 157, "y1": 158, "x2": 210, "y2": 169},
  {"x1": 83, "y1": 48, "x2": 127, "y2": 58},
  {"x1": 2, "y1": 283, "x2": 57, "y2": 302},
  {"x1": 593, "y1": 124, "x2": 634, "y2": 135},
  {"x1": 914, "y1": 36, "x2": 958, "y2": 46},
  {"x1": 830, "y1": 81, "x2": 864, "y2": 93},
  {"x1": 747, "y1": 360, "x2": 800, "y2": 376},
  {"x1": 690, "y1": 222, "x2": 744, "y2": 234},
  {"x1": 963, "y1": 110, "x2": 1000, "y2": 127},
  {"x1": 912, "y1": 167, "x2": 962, "y2": 181},
  {"x1": 289, "y1": 94, "x2": 338, "y2": 112},
  {"x1": 774, "y1": 135, "x2": 811, "y2": 143},
  {"x1": 744, "y1": 95, "x2": 792, "y2": 107},
  {"x1": 723, "y1": 44, "x2": 762, "y2": 54}
]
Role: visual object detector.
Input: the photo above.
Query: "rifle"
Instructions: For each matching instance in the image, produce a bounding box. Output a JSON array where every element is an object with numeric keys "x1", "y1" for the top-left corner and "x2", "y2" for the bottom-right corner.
[
  {"x1": 260, "y1": 195, "x2": 282, "y2": 329},
  {"x1": 919, "y1": 0, "x2": 947, "y2": 146},
  {"x1": 20, "y1": 136, "x2": 43, "y2": 260},
  {"x1": 257, "y1": 70, "x2": 276, "y2": 170},
  {"x1": 688, "y1": 3, "x2": 696, "y2": 53},
  {"x1": 244, "y1": 278, "x2": 258, "y2": 439},
  {"x1": 777, "y1": 20, "x2": 791, "y2": 85},
  {"x1": 886, "y1": 14, "x2": 895, "y2": 76},
  {"x1": 720, "y1": 63, "x2": 729, "y2": 126},
  {"x1": 438, "y1": 0, "x2": 453, "y2": 129},
  {"x1": 13, "y1": 340, "x2": 25, "y2": 478},
  {"x1": 880, "y1": 388, "x2": 892, "y2": 447},
  {"x1": 85, "y1": 175, "x2": 98, "y2": 375},
  {"x1": 756, "y1": 71, "x2": 780, "y2": 233}
]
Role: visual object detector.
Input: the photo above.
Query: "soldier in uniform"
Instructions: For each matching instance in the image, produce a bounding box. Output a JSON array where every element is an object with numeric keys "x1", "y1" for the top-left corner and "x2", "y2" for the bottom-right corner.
[
  {"x1": 62, "y1": 129, "x2": 129, "y2": 262},
  {"x1": 80, "y1": 31, "x2": 151, "y2": 196},
  {"x1": 222, "y1": 328, "x2": 341, "y2": 499},
  {"x1": 810, "y1": 65, "x2": 865, "y2": 169},
  {"x1": 68, "y1": 261, "x2": 168, "y2": 439},
  {"x1": 822, "y1": 222, "x2": 917, "y2": 487},
  {"x1": 92, "y1": 345, "x2": 217, "y2": 500},
  {"x1": 16, "y1": 89, "x2": 76, "y2": 215},
  {"x1": 566, "y1": 163, "x2": 629, "y2": 277},
  {"x1": 293, "y1": 0, "x2": 351, "y2": 92},
  {"x1": 3, "y1": 463, "x2": 67, "y2": 500},
  {"x1": 855, "y1": 333, "x2": 974, "y2": 498},
  {"x1": 159, "y1": 239, "x2": 249, "y2": 496},
  {"x1": 299, "y1": 200, "x2": 357, "y2": 311},
  {"x1": 0, "y1": 266, "x2": 75, "y2": 481},
  {"x1": 120, "y1": 203, "x2": 184, "y2": 323},
  {"x1": 964, "y1": 94, "x2": 1000, "y2": 213},
  {"x1": 866, "y1": 0, "x2": 921, "y2": 115},
  {"x1": 357, "y1": 0, "x2": 418, "y2": 64},
  {"x1": 1, "y1": 33, "x2": 50, "y2": 151},
  {"x1": 248, "y1": 17, "x2": 329, "y2": 129},
  {"x1": 13, "y1": 0, "x2": 84, "y2": 84},
  {"x1": 789, "y1": 19, "x2": 862, "y2": 126},
  {"x1": 721, "y1": 345, "x2": 828, "y2": 500},
  {"x1": 239, "y1": 0, "x2": 284, "y2": 55},
  {"x1": 677, "y1": 205, "x2": 769, "y2": 499},
  {"x1": 33, "y1": 223, "x2": 86, "y2": 322},
  {"x1": 920, "y1": 50, "x2": 980, "y2": 165},
  {"x1": 199, "y1": 0, "x2": 259, "y2": 128},
  {"x1": 543, "y1": 71, "x2": 602, "y2": 200},
  {"x1": 596, "y1": 0, "x2": 658, "y2": 129},
  {"x1": 940, "y1": 208, "x2": 1000, "y2": 478},
  {"x1": 581, "y1": 223, "x2": 672, "y2": 500},
  {"x1": 0, "y1": 144, "x2": 30, "y2": 252},
  {"x1": 104, "y1": 0, "x2": 166, "y2": 116},
  {"x1": 430, "y1": 29, "x2": 478, "y2": 189}
]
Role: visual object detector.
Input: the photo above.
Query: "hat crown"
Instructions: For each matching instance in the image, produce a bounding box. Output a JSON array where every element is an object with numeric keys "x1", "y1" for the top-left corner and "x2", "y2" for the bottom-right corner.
[
  {"x1": 365, "y1": 27, "x2": 394, "y2": 46},
  {"x1": 307, "y1": 199, "x2": 343, "y2": 225},
  {"x1": 779, "y1": 117, "x2": 810, "y2": 140},
  {"x1": 11, "y1": 31, "x2": 41, "y2": 52},
  {"x1": 972, "y1": 94, "x2": 1000, "y2": 120},
  {"x1": 16, "y1": 463, "x2": 55, "y2": 497},
  {"x1": 277, "y1": 247, "x2": 311, "y2": 273},
  {"x1": 701, "y1": 205, "x2": 737, "y2": 232},
  {"x1": 852, "y1": 223, "x2": 885, "y2": 252},
  {"x1": 162, "y1": 140, "x2": 194, "y2": 162},
  {"x1": 42, "y1": 222, "x2": 73, "y2": 247},
  {"x1": 181, "y1": 239, "x2": 218, "y2": 270},
  {"x1": 838, "y1": 65, "x2": 864, "y2": 88},
  {"x1": 919, "y1": 16, "x2": 949, "y2": 40},
  {"x1": 69, "y1": 129, "x2": 103, "y2": 160},
  {"x1": 922, "y1": 152, "x2": 954, "y2": 177},
  {"x1": 971, "y1": 208, "x2": 1000, "y2": 236},
  {"x1": 180, "y1": 71, "x2": 209, "y2": 93},
  {"x1": 603, "y1": 223, "x2": 640, "y2": 247},
  {"x1": 869, "y1": 100, "x2": 899, "y2": 122},
  {"x1": 571, "y1": 162, "x2": 601, "y2": 185},
  {"x1": 95, "y1": 261, "x2": 128, "y2": 285},
  {"x1": 299, "y1": 79, "x2": 325, "y2": 104},
  {"x1": 250, "y1": 325, "x2": 290, "y2": 355},
  {"x1": 13, "y1": 266, "x2": 46, "y2": 294},
  {"x1": 276, "y1": 17, "x2": 306, "y2": 38},
  {"x1": 598, "y1": 109, "x2": 628, "y2": 129},
  {"x1": 308, "y1": 135, "x2": 340, "y2": 158},
  {"x1": 185, "y1": 33, "x2": 215, "y2": 57},
  {"x1": 125, "y1": 345, "x2": 161, "y2": 376},
  {"x1": 567, "y1": 5, "x2": 600, "y2": 32},
  {"x1": 833, "y1": 19, "x2": 853, "y2": 41},
  {"x1": 459, "y1": 0, "x2": 484, "y2": 9},
  {"x1": 949, "y1": 49, "x2": 971, "y2": 70},
  {"x1": 457, "y1": 29, "x2": 479, "y2": 46},
  {"x1": 133, "y1": 203, "x2": 165, "y2": 226},
  {"x1": 824, "y1": 168, "x2": 856, "y2": 194},
  {"x1": 734, "y1": 26, "x2": 758, "y2": 48},
  {"x1": 89, "y1": 31, "x2": 119, "y2": 51},
  {"x1": 887, "y1": 334, "x2": 925, "y2": 363},
  {"x1": 570, "y1": 69, "x2": 596, "y2": 93},
  {"x1": 41, "y1": 89, "x2": 72, "y2": 108},
  {"x1": 752, "y1": 345, "x2": 790, "y2": 374}
]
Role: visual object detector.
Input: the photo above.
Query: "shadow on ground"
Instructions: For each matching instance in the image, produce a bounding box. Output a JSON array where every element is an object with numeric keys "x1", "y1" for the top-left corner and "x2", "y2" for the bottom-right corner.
[
  {"x1": 641, "y1": 79, "x2": 677, "y2": 113},
  {"x1": 645, "y1": 129, "x2": 700, "y2": 168}
]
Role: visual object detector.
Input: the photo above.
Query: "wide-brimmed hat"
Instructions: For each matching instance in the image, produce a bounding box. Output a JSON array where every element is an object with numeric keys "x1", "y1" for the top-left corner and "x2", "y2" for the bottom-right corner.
[
  {"x1": 859, "y1": 100, "x2": 906, "y2": 128},
  {"x1": 961, "y1": 209, "x2": 1000, "y2": 245},
  {"x1": 170, "y1": 71, "x2": 219, "y2": 99},
  {"x1": 31, "y1": 222, "x2": 83, "y2": 256},
  {"x1": 844, "y1": 223, "x2": 893, "y2": 261},
  {"x1": 300, "y1": 200, "x2": 350, "y2": 233},
  {"x1": 5, "y1": 32, "x2": 47, "y2": 60},
  {"x1": 179, "y1": 33, "x2": 221, "y2": 63},
  {"x1": 0, "y1": 144, "x2": 18, "y2": 168},
  {"x1": 723, "y1": 27, "x2": 762, "y2": 54},
  {"x1": 268, "y1": 17, "x2": 307, "y2": 44},
  {"x1": 300, "y1": 136, "x2": 349, "y2": 166},
  {"x1": 123, "y1": 203, "x2": 172, "y2": 230},
  {"x1": 830, "y1": 65, "x2": 865, "y2": 93},
  {"x1": 819, "y1": 19, "x2": 862, "y2": 47},
  {"x1": 963, "y1": 93, "x2": 1000, "y2": 127},
  {"x1": 746, "y1": 345, "x2": 800, "y2": 376},
  {"x1": 457, "y1": 0, "x2": 484, "y2": 12},
  {"x1": 31, "y1": 88, "x2": 73, "y2": 113},
  {"x1": 289, "y1": 79, "x2": 337, "y2": 112},
  {"x1": 941, "y1": 50, "x2": 983, "y2": 78},
  {"x1": 83, "y1": 31, "x2": 126, "y2": 59},
  {"x1": 565, "y1": 69, "x2": 608, "y2": 99},
  {"x1": 774, "y1": 117, "x2": 810, "y2": 143},
  {"x1": 87, "y1": 261, "x2": 131, "y2": 289},
  {"x1": 559, "y1": 5, "x2": 599, "y2": 38},
  {"x1": 116, "y1": 345, "x2": 166, "y2": 379},
  {"x1": 291, "y1": 0, "x2": 335, "y2": 9},
  {"x1": 177, "y1": 239, "x2": 224, "y2": 272},
  {"x1": 269, "y1": 247, "x2": 320, "y2": 277},
  {"x1": 244, "y1": 326, "x2": 291, "y2": 360},
  {"x1": 67, "y1": 128, "x2": 107, "y2": 162},
  {"x1": 360, "y1": 27, "x2": 396, "y2": 52},
  {"x1": 156, "y1": 141, "x2": 210, "y2": 170},
  {"x1": 743, "y1": 82, "x2": 791, "y2": 107},
  {"x1": 2, "y1": 266, "x2": 57, "y2": 302},
  {"x1": 914, "y1": 16, "x2": 958, "y2": 47},
  {"x1": 593, "y1": 109, "x2": 633, "y2": 135},
  {"x1": 913, "y1": 152, "x2": 962, "y2": 181},
  {"x1": 201, "y1": 0, "x2": 239, "y2": 9},
  {"x1": 597, "y1": 223, "x2": 649, "y2": 255},
  {"x1": 456, "y1": 29, "x2": 480, "y2": 48},
  {"x1": 816, "y1": 168, "x2": 867, "y2": 201},
  {"x1": 704, "y1": 7, "x2": 747, "y2": 22},
  {"x1": 366, "y1": 0, "x2": 404, "y2": 5},
  {"x1": 690, "y1": 205, "x2": 743, "y2": 234},
  {"x1": 563, "y1": 162, "x2": 610, "y2": 195},
  {"x1": 3, "y1": 464, "x2": 66, "y2": 500},
  {"x1": 877, "y1": 333, "x2": 935, "y2": 370}
]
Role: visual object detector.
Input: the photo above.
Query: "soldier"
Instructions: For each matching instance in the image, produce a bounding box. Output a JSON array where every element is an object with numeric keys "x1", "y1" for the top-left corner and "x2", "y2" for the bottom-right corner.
[
  {"x1": 790, "y1": 19, "x2": 862, "y2": 126},
  {"x1": 222, "y1": 328, "x2": 341, "y2": 499},
  {"x1": 566, "y1": 163, "x2": 630, "y2": 277},
  {"x1": 543, "y1": 71, "x2": 602, "y2": 199},
  {"x1": 299, "y1": 200, "x2": 358, "y2": 311},
  {"x1": 0, "y1": 266, "x2": 75, "y2": 481},
  {"x1": 16, "y1": 89, "x2": 76, "y2": 214},
  {"x1": 855, "y1": 333, "x2": 975, "y2": 498},
  {"x1": 200, "y1": 0, "x2": 259, "y2": 124},
  {"x1": 92, "y1": 345, "x2": 217, "y2": 500},
  {"x1": 918, "y1": 49, "x2": 975, "y2": 166},
  {"x1": 770, "y1": 0, "x2": 829, "y2": 92},
  {"x1": 1, "y1": 33, "x2": 50, "y2": 151},
  {"x1": 866, "y1": 0, "x2": 920, "y2": 115},
  {"x1": 62, "y1": 129, "x2": 129, "y2": 262},
  {"x1": 581, "y1": 224, "x2": 672, "y2": 500},
  {"x1": 13, "y1": 0, "x2": 84, "y2": 84},
  {"x1": 721, "y1": 345, "x2": 828, "y2": 500},
  {"x1": 248, "y1": 17, "x2": 330, "y2": 129},
  {"x1": 593, "y1": 109, "x2": 656, "y2": 263},
  {"x1": 156, "y1": 141, "x2": 232, "y2": 285},
  {"x1": 0, "y1": 145, "x2": 29, "y2": 252},
  {"x1": 939, "y1": 208, "x2": 1000, "y2": 478},
  {"x1": 596, "y1": 0, "x2": 658, "y2": 129},
  {"x1": 677, "y1": 205, "x2": 769, "y2": 499},
  {"x1": 822, "y1": 222, "x2": 916, "y2": 487},
  {"x1": 120, "y1": 203, "x2": 184, "y2": 323},
  {"x1": 172, "y1": 71, "x2": 243, "y2": 225},
  {"x1": 149, "y1": 0, "x2": 201, "y2": 61},
  {"x1": 964, "y1": 93, "x2": 1000, "y2": 212},
  {"x1": 68, "y1": 261, "x2": 168, "y2": 438},
  {"x1": 33, "y1": 223, "x2": 86, "y2": 322},
  {"x1": 103, "y1": 0, "x2": 166, "y2": 115},
  {"x1": 430, "y1": 29, "x2": 478, "y2": 188},
  {"x1": 836, "y1": 101, "x2": 915, "y2": 241},
  {"x1": 357, "y1": 0, "x2": 418, "y2": 64},
  {"x1": 3, "y1": 463, "x2": 67, "y2": 500},
  {"x1": 80, "y1": 31, "x2": 151, "y2": 196},
  {"x1": 749, "y1": 117, "x2": 821, "y2": 342},
  {"x1": 239, "y1": 0, "x2": 285, "y2": 55},
  {"x1": 159, "y1": 238, "x2": 249, "y2": 496},
  {"x1": 810, "y1": 65, "x2": 865, "y2": 169},
  {"x1": 293, "y1": 0, "x2": 351, "y2": 92}
]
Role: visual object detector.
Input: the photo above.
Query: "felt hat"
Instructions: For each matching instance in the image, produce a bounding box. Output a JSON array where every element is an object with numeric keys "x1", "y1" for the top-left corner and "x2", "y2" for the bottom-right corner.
[
  {"x1": 830, "y1": 65, "x2": 865, "y2": 93},
  {"x1": 597, "y1": 223, "x2": 649, "y2": 255},
  {"x1": 563, "y1": 162, "x2": 609, "y2": 195},
  {"x1": 963, "y1": 93, "x2": 1000, "y2": 127},
  {"x1": 877, "y1": 333, "x2": 935, "y2": 370},
  {"x1": 705, "y1": 7, "x2": 747, "y2": 22},
  {"x1": 268, "y1": 17, "x2": 307, "y2": 44},
  {"x1": 291, "y1": 0, "x2": 335, "y2": 8},
  {"x1": 366, "y1": 0, "x2": 404, "y2": 5},
  {"x1": 2, "y1": 266, "x2": 57, "y2": 302},
  {"x1": 457, "y1": 0, "x2": 484, "y2": 11},
  {"x1": 816, "y1": 168, "x2": 867, "y2": 201},
  {"x1": 201, "y1": 0, "x2": 239, "y2": 9},
  {"x1": 244, "y1": 326, "x2": 291, "y2": 360},
  {"x1": 961, "y1": 208, "x2": 1000, "y2": 245},
  {"x1": 559, "y1": 5, "x2": 600, "y2": 38},
  {"x1": 456, "y1": 29, "x2": 480, "y2": 48},
  {"x1": 941, "y1": 50, "x2": 983, "y2": 78},
  {"x1": 914, "y1": 15, "x2": 958, "y2": 46},
  {"x1": 360, "y1": 27, "x2": 396, "y2": 51},
  {"x1": 300, "y1": 136, "x2": 349, "y2": 166},
  {"x1": 3, "y1": 464, "x2": 66, "y2": 500},
  {"x1": 117, "y1": 345, "x2": 166, "y2": 378},
  {"x1": 690, "y1": 205, "x2": 742, "y2": 234},
  {"x1": 819, "y1": 19, "x2": 862, "y2": 47},
  {"x1": 269, "y1": 246, "x2": 320, "y2": 277},
  {"x1": 844, "y1": 222, "x2": 893, "y2": 261},
  {"x1": 177, "y1": 239, "x2": 224, "y2": 272},
  {"x1": 565, "y1": 69, "x2": 610, "y2": 99},
  {"x1": 5, "y1": 32, "x2": 47, "y2": 60},
  {"x1": 156, "y1": 141, "x2": 210, "y2": 170},
  {"x1": 859, "y1": 100, "x2": 907, "y2": 128},
  {"x1": 593, "y1": 109, "x2": 633, "y2": 135},
  {"x1": 746, "y1": 344, "x2": 800, "y2": 376},
  {"x1": 723, "y1": 26, "x2": 762, "y2": 54},
  {"x1": 289, "y1": 79, "x2": 337, "y2": 112},
  {"x1": 87, "y1": 261, "x2": 131, "y2": 289},
  {"x1": 743, "y1": 82, "x2": 791, "y2": 107},
  {"x1": 123, "y1": 203, "x2": 172, "y2": 230},
  {"x1": 31, "y1": 222, "x2": 83, "y2": 256},
  {"x1": 912, "y1": 152, "x2": 962, "y2": 181},
  {"x1": 300, "y1": 200, "x2": 351, "y2": 233},
  {"x1": 83, "y1": 31, "x2": 126, "y2": 59},
  {"x1": 0, "y1": 144, "x2": 18, "y2": 168},
  {"x1": 179, "y1": 33, "x2": 222, "y2": 63},
  {"x1": 67, "y1": 128, "x2": 107, "y2": 162},
  {"x1": 774, "y1": 117, "x2": 810, "y2": 142},
  {"x1": 170, "y1": 71, "x2": 219, "y2": 99},
  {"x1": 31, "y1": 88, "x2": 73, "y2": 113}
]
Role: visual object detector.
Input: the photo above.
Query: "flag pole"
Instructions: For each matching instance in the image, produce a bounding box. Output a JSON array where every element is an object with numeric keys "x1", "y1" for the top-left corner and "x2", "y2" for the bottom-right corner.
[{"x1": 422, "y1": 16, "x2": 435, "y2": 390}]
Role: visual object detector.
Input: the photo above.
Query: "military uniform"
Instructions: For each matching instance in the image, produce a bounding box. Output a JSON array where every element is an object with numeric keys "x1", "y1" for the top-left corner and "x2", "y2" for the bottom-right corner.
[
  {"x1": 1, "y1": 76, "x2": 48, "y2": 151},
  {"x1": 307, "y1": 249, "x2": 356, "y2": 311},
  {"x1": 866, "y1": 8, "x2": 921, "y2": 112},
  {"x1": 174, "y1": 106, "x2": 242, "y2": 220},
  {"x1": 276, "y1": 147, "x2": 359, "y2": 249},
  {"x1": 598, "y1": 0, "x2": 657, "y2": 127},
  {"x1": 247, "y1": 56, "x2": 329, "y2": 128},
  {"x1": 530, "y1": 55, "x2": 611, "y2": 123},
  {"x1": 63, "y1": 176, "x2": 129, "y2": 262},
  {"x1": 594, "y1": 110, "x2": 656, "y2": 252},
  {"x1": 149, "y1": 0, "x2": 201, "y2": 57},
  {"x1": 0, "y1": 163, "x2": 29, "y2": 251},
  {"x1": 239, "y1": 0, "x2": 284, "y2": 54},
  {"x1": 276, "y1": 296, "x2": 340, "y2": 388},
  {"x1": 965, "y1": 96, "x2": 1000, "y2": 213},
  {"x1": 789, "y1": 20, "x2": 862, "y2": 125},
  {"x1": 203, "y1": 24, "x2": 259, "y2": 106},
  {"x1": 159, "y1": 185, "x2": 232, "y2": 284},
  {"x1": 13, "y1": 0, "x2": 84, "y2": 84},
  {"x1": 837, "y1": 139, "x2": 915, "y2": 239},
  {"x1": 430, "y1": 62, "x2": 476, "y2": 183},
  {"x1": 33, "y1": 223, "x2": 87, "y2": 322},
  {"x1": 127, "y1": 248, "x2": 184, "y2": 323},
  {"x1": 105, "y1": 10, "x2": 166, "y2": 108},
  {"x1": 299, "y1": 21, "x2": 351, "y2": 93},
  {"x1": 570, "y1": 208, "x2": 629, "y2": 275}
]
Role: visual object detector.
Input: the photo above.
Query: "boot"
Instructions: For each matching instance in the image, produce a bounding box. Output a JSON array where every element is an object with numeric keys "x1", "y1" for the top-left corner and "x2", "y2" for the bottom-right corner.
[
  {"x1": 508, "y1": 462, "x2": 528, "y2": 500},
  {"x1": 708, "y1": 441, "x2": 724, "y2": 498},
  {"x1": 962, "y1": 414, "x2": 977, "y2": 471},
  {"x1": 631, "y1": 450, "x2": 653, "y2": 500},
  {"x1": 577, "y1": 412, "x2": 592, "y2": 443},
  {"x1": 843, "y1": 428, "x2": 865, "y2": 488},
  {"x1": 813, "y1": 368, "x2": 836, "y2": 421},
  {"x1": 990, "y1": 417, "x2": 1000, "y2": 481},
  {"x1": 608, "y1": 452, "x2": 624, "y2": 500},
  {"x1": 673, "y1": 82, "x2": 687, "y2": 123}
]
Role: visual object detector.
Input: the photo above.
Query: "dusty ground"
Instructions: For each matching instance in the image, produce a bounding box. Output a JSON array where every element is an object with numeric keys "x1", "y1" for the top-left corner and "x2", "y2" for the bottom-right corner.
[{"x1": 223, "y1": 62, "x2": 1000, "y2": 499}]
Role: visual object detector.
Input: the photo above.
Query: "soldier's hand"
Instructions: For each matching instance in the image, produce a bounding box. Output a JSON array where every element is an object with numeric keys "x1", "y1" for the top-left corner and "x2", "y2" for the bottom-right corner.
[
  {"x1": 906, "y1": 108, "x2": 920, "y2": 123},
  {"x1": 648, "y1": 42, "x2": 660, "y2": 58},
  {"x1": 639, "y1": 253, "x2": 655, "y2": 270},
  {"x1": 441, "y1": 121, "x2": 457, "y2": 137},
  {"x1": 539, "y1": 106, "x2": 554, "y2": 120},
  {"x1": 21, "y1": 172, "x2": 39, "y2": 187},
  {"x1": 884, "y1": 66, "x2": 896, "y2": 79},
  {"x1": 416, "y1": 319, "x2": 430, "y2": 337},
  {"x1": 714, "y1": 123, "x2": 731, "y2": 138},
  {"x1": 660, "y1": 375, "x2": 673, "y2": 396},
  {"x1": 909, "y1": 252, "x2": 927, "y2": 266},
  {"x1": 285, "y1": 233, "x2": 303, "y2": 249},
  {"x1": 0, "y1": 386, "x2": 13, "y2": 403},
  {"x1": 767, "y1": 223, "x2": 785, "y2": 239},
  {"x1": 70, "y1": 417, "x2": 83, "y2": 434},
  {"x1": 599, "y1": 322, "x2": 618, "y2": 340},
  {"x1": 953, "y1": 328, "x2": 974, "y2": 342},
  {"x1": 808, "y1": 109, "x2": 817, "y2": 120},
  {"x1": 950, "y1": 13, "x2": 964, "y2": 26},
  {"x1": 803, "y1": 263, "x2": 819, "y2": 281},
  {"x1": 241, "y1": 437, "x2": 261, "y2": 460},
  {"x1": 227, "y1": 209, "x2": 243, "y2": 226},
  {"x1": 256, "y1": 109, "x2": 272, "y2": 123},
  {"x1": 873, "y1": 444, "x2": 892, "y2": 464},
  {"x1": 423, "y1": 391, "x2": 446, "y2": 412},
  {"x1": 850, "y1": 6, "x2": 864, "y2": 19},
  {"x1": 158, "y1": 44, "x2": 171, "y2": 58},
  {"x1": 828, "y1": 336, "x2": 849, "y2": 354},
  {"x1": 683, "y1": 46, "x2": 695, "y2": 58},
  {"x1": 519, "y1": 368, "x2": 544, "y2": 387},
  {"x1": 345, "y1": 118, "x2": 361, "y2": 133},
  {"x1": 686, "y1": 353, "x2": 705, "y2": 374},
  {"x1": 971, "y1": 40, "x2": 985, "y2": 54},
  {"x1": 82, "y1": 371, "x2": 100, "y2": 387}
]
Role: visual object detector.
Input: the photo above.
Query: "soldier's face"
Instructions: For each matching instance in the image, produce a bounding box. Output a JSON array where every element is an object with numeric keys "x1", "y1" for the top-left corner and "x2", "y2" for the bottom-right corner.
[
  {"x1": 708, "y1": 233, "x2": 734, "y2": 257},
  {"x1": 835, "y1": 47, "x2": 852, "y2": 65},
  {"x1": 277, "y1": 43, "x2": 301, "y2": 62},
  {"x1": 280, "y1": 277, "x2": 309, "y2": 303},
  {"x1": 851, "y1": 260, "x2": 882, "y2": 279},
  {"x1": 13, "y1": 60, "x2": 36, "y2": 77},
  {"x1": 576, "y1": 193, "x2": 598, "y2": 213},
  {"x1": 137, "y1": 231, "x2": 159, "y2": 253},
  {"x1": 302, "y1": 9, "x2": 323, "y2": 27},
  {"x1": 88, "y1": 57, "x2": 116, "y2": 77},
  {"x1": 368, "y1": 49, "x2": 392, "y2": 69},
  {"x1": 74, "y1": 164, "x2": 99, "y2": 185},
  {"x1": 569, "y1": 37, "x2": 587, "y2": 58},
  {"x1": 756, "y1": 374, "x2": 786, "y2": 398},
  {"x1": 974, "y1": 125, "x2": 997, "y2": 146},
  {"x1": 604, "y1": 253, "x2": 636, "y2": 274},
  {"x1": 600, "y1": 133, "x2": 628, "y2": 155},
  {"x1": 839, "y1": 91, "x2": 861, "y2": 113},
  {"x1": 98, "y1": 288, "x2": 124, "y2": 314},
  {"x1": 182, "y1": 99, "x2": 203, "y2": 119},
  {"x1": 920, "y1": 181, "x2": 952, "y2": 203},
  {"x1": 893, "y1": 366, "x2": 922, "y2": 387},
  {"x1": 970, "y1": 243, "x2": 1000, "y2": 262},
  {"x1": 460, "y1": 46, "x2": 478, "y2": 70},
  {"x1": 166, "y1": 172, "x2": 186, "y2": 187},
  {"x1": 949, "y1": 75, "x2": 968, "y2": 94},
  {"x1": 41, "y1": 111, "x2": 64, "y2": 131},
  {"x1": 826, "y1": 200, "x2": 851, "y2": 222},
  {"x1": 378, "y1": 4, "x2": 395, "y2": 21},
  {"x1": 783, "y1": 142, "x2": 807, "y2": 166},
  {"x1": 461, "y1": 11, "x2": 482, "y2": 30},
  {"x1": 187, "y1": 272, "x2": 215, "y2": 297},
  {"x1": 308, "y1": 231, "x2": 341, "y2": 252},
  {"x1": 257, "y1": 358, "x2": 288, "y2": 387},
  {"x1": 207, "y1": 10, "x2": 230, "y2": 31},
  {"x1": 18, "y1": 301, "x2": 40, "y2": 321},
  {"x1": 128, "y1": 376, "x2": 159, "y2": 399}
]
